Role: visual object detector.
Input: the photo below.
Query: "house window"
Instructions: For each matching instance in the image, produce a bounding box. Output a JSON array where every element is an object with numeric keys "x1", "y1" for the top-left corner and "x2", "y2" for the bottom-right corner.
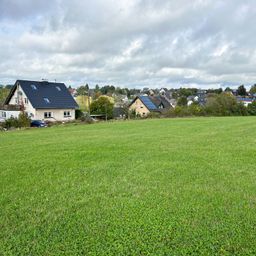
[
  {"x1": 44, "y1": 112, "x2": 52, "y2": 118},
  {"x1": 64, "y1": 111, "x2": 71, "y2": 117},
  {"x1": 43, "y1": 98, "x2": 50, "y2": 104},
  {"x1": 15, "y1": 97, "x2": 18, "y2": 104},
  {"x1": 24, "y1": 98, "x2": 28, "y2": 104},
  {"x1": 1, "y1": 111, "x2": 6, "y2": 118},
  {"x1": 56, "y1": 86, "x2": 61, "y2": 91},
  {"x1": 31, "y1": 84, "x2": 37, "y2": 90}
]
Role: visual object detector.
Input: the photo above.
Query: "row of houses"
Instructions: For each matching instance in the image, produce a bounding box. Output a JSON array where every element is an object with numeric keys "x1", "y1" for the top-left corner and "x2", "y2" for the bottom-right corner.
[
  {"x1": 128, "y1": 90, "x2": 256, "y2": 116},
  {"x1": 1, "y1": 80, "x2": 256, "y2": 121}
]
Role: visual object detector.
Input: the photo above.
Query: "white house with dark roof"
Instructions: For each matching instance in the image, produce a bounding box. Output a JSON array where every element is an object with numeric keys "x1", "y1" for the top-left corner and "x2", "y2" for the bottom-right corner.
[{"x1": 1, "y1": 80, "x2": 79, "y2": 121}]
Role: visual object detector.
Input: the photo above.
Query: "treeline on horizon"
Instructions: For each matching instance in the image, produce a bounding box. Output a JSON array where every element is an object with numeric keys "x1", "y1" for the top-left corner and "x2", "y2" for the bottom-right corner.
[
  {"x1": 73, "y1": 84, "x2": 256, "y2": 98},
  {"x1": 1, "y1": 82, "x2": 256, "y2": 99}
]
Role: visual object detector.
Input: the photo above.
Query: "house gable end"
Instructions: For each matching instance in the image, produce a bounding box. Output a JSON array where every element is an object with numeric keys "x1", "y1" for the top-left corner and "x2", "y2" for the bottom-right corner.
[{"x1": 129, "y1": 97, "x2": 150, "y2": 112}]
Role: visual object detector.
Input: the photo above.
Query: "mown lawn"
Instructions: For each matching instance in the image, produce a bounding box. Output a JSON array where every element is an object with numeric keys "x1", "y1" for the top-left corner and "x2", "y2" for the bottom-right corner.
[{"x1": 1, "y1": 117, "x2": 256, "y2": 255}]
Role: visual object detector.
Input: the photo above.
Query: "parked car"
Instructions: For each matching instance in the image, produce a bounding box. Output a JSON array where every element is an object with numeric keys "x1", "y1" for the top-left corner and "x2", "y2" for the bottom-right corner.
[{"x1": 31, "y1": 120, "x2": 47, "y2": 128}]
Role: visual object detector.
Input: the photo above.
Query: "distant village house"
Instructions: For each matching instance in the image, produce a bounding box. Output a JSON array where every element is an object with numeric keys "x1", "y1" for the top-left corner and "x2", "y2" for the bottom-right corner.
[{"x1": 129, "y1": 95, "x2": 171, "y2": 116}]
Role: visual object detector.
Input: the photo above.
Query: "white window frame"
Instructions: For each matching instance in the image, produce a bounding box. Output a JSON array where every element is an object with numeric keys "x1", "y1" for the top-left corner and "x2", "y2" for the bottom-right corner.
[
  {"x1": 64, "y1": 111, "x2": 71, "y2": 118},
  {"x1": 44, "y1": 112, "x2": 52, "y2": 118},
  {"x1": 24, "y1": 98, "x2": 28, "y2": 104},
  {"x1": 1, "y1": 111, "x2": 6, "y2": 118}
]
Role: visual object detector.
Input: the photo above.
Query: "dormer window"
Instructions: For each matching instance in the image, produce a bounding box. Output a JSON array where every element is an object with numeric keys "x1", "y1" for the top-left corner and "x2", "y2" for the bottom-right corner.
[
  {"x1": 56, "y1": 86, "x2": 61, "y2": 91},
  {"x1": 31, "y1": 84, "x2": 37, "y2": 90},
  {"x1": 43, "y1": 98, "x2": 50, "y2": 104}
]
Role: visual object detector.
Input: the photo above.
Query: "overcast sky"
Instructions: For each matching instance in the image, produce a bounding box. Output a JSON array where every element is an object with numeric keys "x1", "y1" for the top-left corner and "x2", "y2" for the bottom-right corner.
[{"x1": 0, "y1": 0, "x2": 256, "y2": 89}]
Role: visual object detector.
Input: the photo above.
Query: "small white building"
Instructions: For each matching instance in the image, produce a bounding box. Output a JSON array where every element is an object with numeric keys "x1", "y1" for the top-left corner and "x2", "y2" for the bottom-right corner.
[
  {"x1": 1, "y1": 80, "x2": 79, "y2": 122},
  {"x1": 236, "y1": 97, "x2": 255, "y2": 107},
  {"x1": 0, "y1": 107, "x2": 20, "y2": 122}
]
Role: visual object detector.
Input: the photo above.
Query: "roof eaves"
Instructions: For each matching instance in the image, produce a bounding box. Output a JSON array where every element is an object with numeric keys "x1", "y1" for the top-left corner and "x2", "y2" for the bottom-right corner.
[{"x1": 4, "y1": 82, "x2": 17, "y2": 105}]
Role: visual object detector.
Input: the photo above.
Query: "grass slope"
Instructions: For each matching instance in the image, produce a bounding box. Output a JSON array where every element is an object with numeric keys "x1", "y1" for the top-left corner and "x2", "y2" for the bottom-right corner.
[{"x1": 1, "y1": 117, "x2": 256, "y2": 255}]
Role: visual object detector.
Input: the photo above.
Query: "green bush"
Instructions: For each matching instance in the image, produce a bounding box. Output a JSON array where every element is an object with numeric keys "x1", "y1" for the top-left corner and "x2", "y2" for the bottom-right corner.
[
  {"x1": 128, "y1": 109, "x2": 139, "y2": 119},
  {"x1": 18, "y1": 112, "x2": 31, "y2": 127},
  {"x1": 248, "y1": 101, "x2": 256, "y2": 115},
  {"x1": 165, "y1": 94, "x2": 248, "y2": 118},
  {"x1": 3, "y1": 112, "x2": 31, "y2": 129},
  {"x1": 79, "y1": 114, "x2": 94, "y2": 124},
  {"x1": 75, "y1": 109, "x2": 84, "y2": 119},
  {"x1": 205, "y1": 93, "x2": 248, "y2": 116},
  {"x1": 90, "y1": 96, "x2": 114, "y2": 119},
  {"x1": 90, "y1": 97, "x2": 114, "y2": 119},
  {"x1": 188, "y1": 103, "x2": 205, "y2": 116},
  {"x1": 3, "y1": 117, "x2": 19, "y2": 129},
  {"x1": 146, "y1": 112, "x2": 161, "y2": 119},
  {"x1": 177, "y1": 96, "x2": 188, "y2": 106}
]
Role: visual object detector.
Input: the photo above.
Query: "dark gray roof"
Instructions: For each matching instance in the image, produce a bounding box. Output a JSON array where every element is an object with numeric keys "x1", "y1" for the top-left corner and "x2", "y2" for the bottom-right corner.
[
  {"x1": 5, "y1": 80, "x2": 79, "y2": 109},
  {"x1": 149, "y1": 96, "x2": 171, "y2": 109}
]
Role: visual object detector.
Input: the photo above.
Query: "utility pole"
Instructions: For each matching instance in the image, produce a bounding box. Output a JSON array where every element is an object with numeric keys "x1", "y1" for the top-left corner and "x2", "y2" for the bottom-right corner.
[
  {"x1": 87, "y1": 85, "x2": 90, "y2": 117},
  {"x1": 105, "y1": 103, "x2": 107, "y2": 121}
]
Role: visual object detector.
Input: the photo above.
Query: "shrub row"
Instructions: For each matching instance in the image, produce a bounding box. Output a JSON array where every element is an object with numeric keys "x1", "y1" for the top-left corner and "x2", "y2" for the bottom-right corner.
[
  {"x1": 1, "y1": 112, "x2": 31, "y2": 129},
  {"x1": 132, "y1": 94, "x2": 256, "y2": 119}
]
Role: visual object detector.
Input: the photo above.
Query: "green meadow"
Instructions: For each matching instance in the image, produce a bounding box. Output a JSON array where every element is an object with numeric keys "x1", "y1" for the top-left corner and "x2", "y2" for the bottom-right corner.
[{"x1": 1, "y1": 117, "x2": 256, "y2": 255}]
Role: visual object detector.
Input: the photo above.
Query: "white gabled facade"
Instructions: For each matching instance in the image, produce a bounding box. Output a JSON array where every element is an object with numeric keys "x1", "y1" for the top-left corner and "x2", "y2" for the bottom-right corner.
[{"x1": 9, "y1": 83, "x2": 36, "y2": 118}]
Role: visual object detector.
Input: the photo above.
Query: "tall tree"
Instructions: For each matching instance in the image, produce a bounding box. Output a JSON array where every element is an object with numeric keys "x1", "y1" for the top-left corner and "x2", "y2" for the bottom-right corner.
[
  {"x1": 177, "y1": 96, "x2": 188, "y2": 106},
  {"x1": 0, "y1": 87, "x2": 10, "y2": 105},
  {"x1": 237, "y1": 85, "x2": 247, "y2": 96},
  {"x1": 77, "y1": 85, "x2": 88, "y2": 95},
  {"x1": 249, "y1": 84, "x2": 256, "y2": 95},
  {"x1": 90, "y1": 96, "x2": 114, "y2": 119},
  {"x1": 95, "y1": 84, "x2": 100, "y2": 92},
  {"x1": 248, "y1": 101, "x2": 256, "y2": 115},
  {"x1": 224, "y1": 87, "x2": 232, "y2": 92}
]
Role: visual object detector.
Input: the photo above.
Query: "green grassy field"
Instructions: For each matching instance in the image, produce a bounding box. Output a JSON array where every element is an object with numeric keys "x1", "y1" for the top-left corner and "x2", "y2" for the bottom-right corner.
[{"x1": 1, "y1": 117, "x2": 256, "y2": 255}]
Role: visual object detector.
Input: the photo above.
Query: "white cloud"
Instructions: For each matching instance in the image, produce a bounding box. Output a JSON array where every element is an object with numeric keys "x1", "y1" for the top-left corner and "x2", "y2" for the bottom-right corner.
[{"x1": 0, "y1": 0, "x2": 256, "y2": 88}]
